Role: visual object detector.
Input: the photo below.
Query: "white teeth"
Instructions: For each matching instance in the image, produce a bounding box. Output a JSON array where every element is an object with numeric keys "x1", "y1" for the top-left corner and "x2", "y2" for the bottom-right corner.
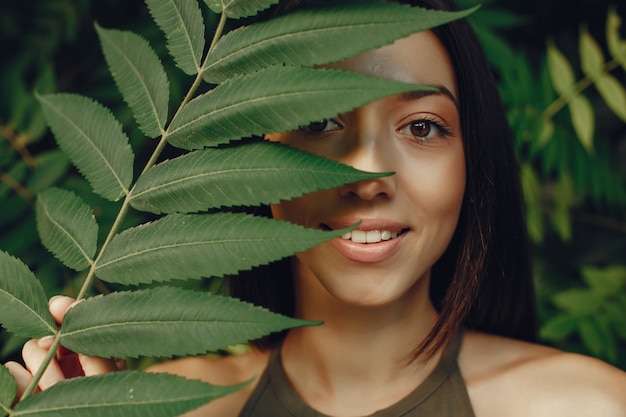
[{"x1": 340, "y1": 230, "x2": 402, "y2": 243}]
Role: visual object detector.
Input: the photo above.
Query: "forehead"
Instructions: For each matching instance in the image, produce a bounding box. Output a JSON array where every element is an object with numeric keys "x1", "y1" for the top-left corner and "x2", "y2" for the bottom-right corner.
[{"x1": 326, "y1": 31, "x2": 457, "y2": 99}]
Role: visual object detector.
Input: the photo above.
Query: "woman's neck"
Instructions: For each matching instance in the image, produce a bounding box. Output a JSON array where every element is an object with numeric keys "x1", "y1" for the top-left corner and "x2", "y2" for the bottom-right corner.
[{"x1": 279, "y1": 260, "x2": 441, "y2": 415}]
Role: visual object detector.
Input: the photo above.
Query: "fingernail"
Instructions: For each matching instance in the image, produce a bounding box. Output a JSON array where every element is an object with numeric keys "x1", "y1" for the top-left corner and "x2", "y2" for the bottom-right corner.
[
  {"x1": 38, "y1": 335, "x2": 54, "y2": 348},
  {"x1": 48, "y1": 295, "x2": 63, "y2": 306}
]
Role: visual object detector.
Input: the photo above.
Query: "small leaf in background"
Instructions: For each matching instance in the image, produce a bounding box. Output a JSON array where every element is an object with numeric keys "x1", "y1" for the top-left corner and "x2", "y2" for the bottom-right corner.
[
  {"x1": 36, "y1": 93, "x2": 134, "y2": 201},
  {"x1": 594, "y1": 74, "x2": 626, "y2": 122},
  {"x1": 36, "y1": 187, "x2": 98, "y2": 271},
  {"x1": 567, "y1": 94, "x2": 594, "y2": 152},
  {"x1": 168, "y1": 66, "x2": 426, "y2": 149},
  {"x1": 579, "y1": 28, "x2": 604, "y2": 77},
  {"x1": 578, "y1": 316, "x2": 617, "y2": 363},
  {"x1": 552, "y1": 288, "x2": 603, "y2": 316},
  {"x1": 130, "y1": 141, "x2": 392, "y2": 214},
  {"x1": 0, "y1": 251, "x2": 56, "y2": 338},
  {"x1": 546, "y1": 40, "x2": 576, "y2": 96},
  {"x1": 203, "y1": 0, "x2": 279, "y2": 19},
  {"x1": 95, "y1": 212, "x2": 354, "y2": 285},
  {"x1": 0, "y1": 365, "x2": 17, "y2": 417},
  {"x1": 12, "y1": 370, "x2": 244, "y2": 417},
  {"x1": 60, "y1": 287, "x2": 317, "y2": 358},
  {"x1": 549, "y1": 173, "x2": 574, "y2": 241},
  {"x1": 520, "y1": 164, "x2": 543, "y2": 243},
  {"x1": 26, "y1": 151, "x2": 70, "y2": 194},
  {"x1": 203, "y1": 1, "x2": 476, "y2": 82},
  {"x1": 605, "y1": 302, "x2": 626, "y2": 339},
  {"x1": 95, "y1": 25, "x2": 169, "y2": 138},
  {"x1": 145, "y1": 0, "x2": 204, "y2": 75},
  {"x1": 539, "y1": 313, "x2": 578, "y2": 340},
  {"x1": 581, "y1": 265, "x2": 626, "y2": 295},
  {"x1": 606, "y1": 8, "x2": 626, "y2": 71}
]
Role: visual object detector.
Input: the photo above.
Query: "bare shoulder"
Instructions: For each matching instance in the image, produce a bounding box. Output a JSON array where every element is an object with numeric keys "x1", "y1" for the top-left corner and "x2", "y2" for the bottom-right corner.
[
  {"x1": 459, "y1": 331, "x2": 626, "y2": 417},
  {"x1": 147, "y1": 349, "x2": 270, "y2": 417}
]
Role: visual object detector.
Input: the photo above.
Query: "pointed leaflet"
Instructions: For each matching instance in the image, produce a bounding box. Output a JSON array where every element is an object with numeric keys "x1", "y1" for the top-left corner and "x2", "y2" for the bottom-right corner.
[
  {"x1": 547, "y1": 41, "x2": 576, "y2": 97},
  {"x1": 60, "y1": 287, "x2": 316, "y2": 358},
  {"x1": 36, "y1": 187, "x2": 98, "y2": 271},
  {"x1": 203, "y1": 0, "x2": 279, "y2": 19},
  {"x1": 37, "y1": 93, "x2": 134, "y2": 201},
  {"x1": 96, "y1": 24, "x2": 169, "y2": 138},
  {"x1": 0, "y1": 365, "x2": 17, "y2": 417},
  {"x1": 167, "y1": 66, "x2": 429, "y2": 150},
  {"x1": 607, "y1": 9, "x2": 626, "y2": 71},
  {"x1": 12, "y1": 371, "x2": 244, "y2": 417},
  {"x1": 568, "y1": 95, "x2": 594, "y2": 152},
  {"x1": 130, "y1": 141, "x2": 392, "y2": 214},
  {"x1": 145, "y1": 0, "x2": 204, "y2": 75},
  {"x1": 203, "y1": 1, "x2": 477, "y2": 83},
  {"x1": 95, "y1": 212, "x2": 353, "y2": 285},
  {"x1": 0, "y1": 251, "x2": 56, "y2": 338}
]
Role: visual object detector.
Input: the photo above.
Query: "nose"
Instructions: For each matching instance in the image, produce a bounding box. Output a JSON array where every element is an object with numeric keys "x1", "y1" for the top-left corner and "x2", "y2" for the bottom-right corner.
[{"x1": 336, "y1": 122, "x2": 396, "y2": 201}]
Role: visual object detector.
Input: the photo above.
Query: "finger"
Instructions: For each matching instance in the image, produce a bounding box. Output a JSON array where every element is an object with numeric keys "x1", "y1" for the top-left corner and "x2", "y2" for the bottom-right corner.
[
  {"x1": 48, "y1": 296, "x2": 76, "y2": 324},
  {"x1": 4, "y1": 361, "x2": 39, "y2": 400},
  {"x1": 78, "y1": 354, "x2": 119, "y2": 376},
  {"x1": 22, "y1": 339, "x2": 65, "y2": 390}
]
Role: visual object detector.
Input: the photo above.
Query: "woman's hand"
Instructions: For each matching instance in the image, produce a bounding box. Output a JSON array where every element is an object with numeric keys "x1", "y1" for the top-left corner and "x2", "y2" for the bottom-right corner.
[{"x1": 4, "y1": 296, "x2": 123, "y2": 400}]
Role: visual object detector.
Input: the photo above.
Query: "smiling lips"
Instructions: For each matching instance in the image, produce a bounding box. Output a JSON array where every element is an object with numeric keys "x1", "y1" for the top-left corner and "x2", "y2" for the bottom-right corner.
[{"x1": 324, "y1": 221, "x2": 409, "y2": 263}]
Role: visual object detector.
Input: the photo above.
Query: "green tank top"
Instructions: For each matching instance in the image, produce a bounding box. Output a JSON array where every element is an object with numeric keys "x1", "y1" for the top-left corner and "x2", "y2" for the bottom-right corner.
[{"x1": 238, "y1": 332, "x2": 475, "y2": 416}]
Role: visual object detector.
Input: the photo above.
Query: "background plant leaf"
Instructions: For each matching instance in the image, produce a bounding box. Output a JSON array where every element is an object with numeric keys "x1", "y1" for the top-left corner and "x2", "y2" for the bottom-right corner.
[
  {"x1": 36, "y1": 93, "x2": 134, "y2": 201},
  {"x1": 203, "y1": 1, "x2": 477, "y2": 82},
  {"x1": 130, "y1": 141, "x2": 392, "y2": 214},
  {"x1": 60, "y1": 287, "x2": 316, "y2": 358},
  {"x1": 203, "y1": 0, "x2": 279, "y2": 19},
  {"x1": 594, "y1": 74, "x2": 626, "y2": 121},
  {"x1": 168, "y1": 66, "x2": 426, "y2": 150},
  {"x1": 0, "y1": 251, "x2": 56, "y2": 338},
  {"x1": 567, "y1": 94, "x2": 594, "y2": 151},
  {"x1": 96, "y1": 24, "x2": 169, "y2": 138},
  {"x1": 145, "y1": 0, "x2": 204, "y2": 75},
  {"x1": 547, "y1": 41, "x2": 576, "y2": 96},
  {"x1": 607, "y1": 9, "x2": 626, "y2": 70},
  {"x1": 0, "y1": 365, "x2": 17, "y2": 417},
  {"x1": 36, "y1": 187, "x2": 98, "y2": 271},
  {"x1": 12, "y1": 371, "x2": 244, "y2": 417},
  {"x1": 580, "y1": 29, "x2": 604, "y2": 77},
  {"x1": 95, "y1": 212, "x2": 353, "y2": 285}
]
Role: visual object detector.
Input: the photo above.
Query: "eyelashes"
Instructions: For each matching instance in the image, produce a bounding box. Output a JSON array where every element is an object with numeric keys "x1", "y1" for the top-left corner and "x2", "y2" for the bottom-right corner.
[{"x1": 296, "y1": 116, "x2": 454, "y2": 145}]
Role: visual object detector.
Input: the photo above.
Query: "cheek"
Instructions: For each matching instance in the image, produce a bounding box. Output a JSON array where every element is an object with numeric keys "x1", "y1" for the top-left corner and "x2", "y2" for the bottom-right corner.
[{"x1": 402, "y1": 148, "x2": 466, "y2": 218}]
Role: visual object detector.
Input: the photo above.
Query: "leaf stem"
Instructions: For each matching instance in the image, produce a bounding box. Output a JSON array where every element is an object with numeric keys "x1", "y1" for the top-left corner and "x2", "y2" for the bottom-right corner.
[
  {"x1": 542, "y1": 59, "x2": 621, "y2": 120},
  {"x1": 18, "y1": 11, "x2": 231, "y2": 404}
]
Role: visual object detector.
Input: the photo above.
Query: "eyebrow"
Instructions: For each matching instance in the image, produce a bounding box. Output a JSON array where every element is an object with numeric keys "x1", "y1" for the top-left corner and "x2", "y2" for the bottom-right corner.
[{"x1": 397, "y1": 85, "x2": 458, "y2": 109}]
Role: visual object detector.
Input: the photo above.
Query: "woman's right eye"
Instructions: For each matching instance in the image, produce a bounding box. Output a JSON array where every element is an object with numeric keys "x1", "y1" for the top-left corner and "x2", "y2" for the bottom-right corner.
[{"x1": 298, "y1": 119, "x2": 342, "y2": 134}]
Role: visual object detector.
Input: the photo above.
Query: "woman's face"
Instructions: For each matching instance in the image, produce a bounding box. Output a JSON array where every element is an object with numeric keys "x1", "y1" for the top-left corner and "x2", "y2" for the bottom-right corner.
[{"x1": 268, "y1": 31, "x2": 465, "y2": 308}]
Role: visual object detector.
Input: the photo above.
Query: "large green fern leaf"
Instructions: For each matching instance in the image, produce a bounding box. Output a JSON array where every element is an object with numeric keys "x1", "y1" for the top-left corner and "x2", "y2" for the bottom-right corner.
[
  {"x1": 12, "y1": 371, "x2": 244, "y2": 417},
  {"x1": 130, "y1": 141, "x2": 392, "y2": 214},
  {"x1": 203, "y1": 1, "x2": 477, "y2": 83},
  {"x1": 0, "y1": 251, "x2": 56, "y2": 338},
  {"x1": 96, "y1": 24, "x2": 169, "y2": 138},
  {"x1": 145, "y1": 0, "x2": 205, "y2": 75},
  {"x1": 36, "y1": 187, "x2": 98, "y2": 271},
  {"x1": 95, "y1": 212, "x2": 352, "y2": 285},
  {"x1": 36, "y1": 93, "x2": 134, "y2": 202},
  {"x1": 167, "y1": 66, "x2": 427, "y2": 150},
  {"x1": 60, "y1": 287, "x2": 316, "y2": 358}
]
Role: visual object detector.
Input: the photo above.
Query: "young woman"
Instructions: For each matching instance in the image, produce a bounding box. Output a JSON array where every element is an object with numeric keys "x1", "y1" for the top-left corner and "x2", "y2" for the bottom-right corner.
[{"x1": 7, "y1": 0, "x2": 626, "y2": 416}]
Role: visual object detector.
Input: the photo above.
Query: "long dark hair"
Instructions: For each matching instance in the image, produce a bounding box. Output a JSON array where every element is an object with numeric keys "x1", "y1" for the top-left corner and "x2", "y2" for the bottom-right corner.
[{"x1": 229, "y1": 0, "x2": 537, "y2": 357}]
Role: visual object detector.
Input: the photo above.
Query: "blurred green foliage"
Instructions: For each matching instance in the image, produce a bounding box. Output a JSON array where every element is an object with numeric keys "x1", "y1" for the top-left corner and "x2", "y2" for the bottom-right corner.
[{"x1": 1, "y1": 0, "x2": 625, "y2": 369}]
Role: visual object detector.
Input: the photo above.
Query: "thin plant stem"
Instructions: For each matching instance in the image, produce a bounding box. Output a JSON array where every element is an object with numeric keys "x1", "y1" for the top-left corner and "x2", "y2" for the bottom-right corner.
[
  {"x1": 18, "y1": 11, "x2": 230, "y2": 404},
  {"x1": 542, "y1": 59, "x2": 621, "y2": 120},
  {"x1": 20, "y1": 334, "x2": 63, "y2": 401}
]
